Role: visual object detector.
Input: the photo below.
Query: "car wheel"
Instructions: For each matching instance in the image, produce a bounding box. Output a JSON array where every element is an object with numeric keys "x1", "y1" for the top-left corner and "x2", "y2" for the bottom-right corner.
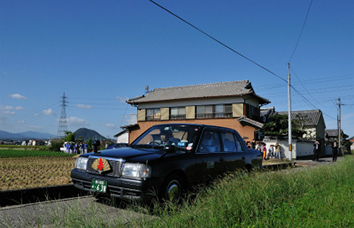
[{"x1": 161, "y1": 174, "x2": 185, "y2": 203}]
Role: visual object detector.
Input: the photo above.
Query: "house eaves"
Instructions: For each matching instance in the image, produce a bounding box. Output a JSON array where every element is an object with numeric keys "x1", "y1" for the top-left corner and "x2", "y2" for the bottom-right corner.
[{"x1": 237, "y1": 116, "x2": 264, "y2": 129}]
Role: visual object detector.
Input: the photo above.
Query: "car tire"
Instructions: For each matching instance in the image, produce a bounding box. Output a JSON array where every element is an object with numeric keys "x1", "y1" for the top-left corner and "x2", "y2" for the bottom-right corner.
[{"x1": 161, "y1": 174, "x2": 185, "y2": 203}]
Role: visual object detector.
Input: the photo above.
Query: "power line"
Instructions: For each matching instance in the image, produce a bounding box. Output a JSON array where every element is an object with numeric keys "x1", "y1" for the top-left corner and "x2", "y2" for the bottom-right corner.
[
  {"x1": 148, "y1": 0, "x2": 287, "y2": 83},
  {"x1": 148, "y1": 0, "x2": 339, "y2": 122},
  {"x1": 289, "y1": 0, "x2": 313, "y2": 62}
]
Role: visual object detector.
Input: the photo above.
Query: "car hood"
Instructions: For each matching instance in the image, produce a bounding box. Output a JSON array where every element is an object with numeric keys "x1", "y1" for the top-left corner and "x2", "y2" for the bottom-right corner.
[{"x1": 87, "y1": 146, "x2": 164, "y2": 162}]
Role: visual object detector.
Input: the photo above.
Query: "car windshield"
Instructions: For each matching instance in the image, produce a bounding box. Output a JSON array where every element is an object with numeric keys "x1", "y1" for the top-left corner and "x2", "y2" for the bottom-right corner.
[{"x1": 132, "y1": 125, "x2": 201, "y2": 151}]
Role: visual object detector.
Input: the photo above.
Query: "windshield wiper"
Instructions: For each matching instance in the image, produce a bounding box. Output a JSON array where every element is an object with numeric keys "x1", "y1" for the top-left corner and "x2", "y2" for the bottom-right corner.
[{"x1": 130, "y1": 144, "x2": 163, "y2": 149}]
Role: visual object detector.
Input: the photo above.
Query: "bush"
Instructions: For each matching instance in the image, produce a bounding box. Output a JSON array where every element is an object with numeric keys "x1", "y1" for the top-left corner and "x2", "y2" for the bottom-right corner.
[{"x1": 50, "y1": 140, "x2": 64, "y2": 152}]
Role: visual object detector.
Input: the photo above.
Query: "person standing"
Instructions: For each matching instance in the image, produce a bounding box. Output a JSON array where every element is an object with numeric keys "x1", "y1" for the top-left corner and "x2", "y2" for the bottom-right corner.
[
  {"x1": 262, "y1": 143, "x2": 267, "y2": 160},
  {"x1": 84, "y1": 142, "x2": 88, "y2": 154},
  {"x1": 251, "y1": 139, "x2": 256, "y2": 149},
  {"x1": 312, "y1": 140, "x2": 320, "y2": 161},
  {"x1": 275, "y1": 142, "x2": 281, "y2": 159},
  {"x1": 332, "y1": 141, "x2": 338, "y2": 162}
]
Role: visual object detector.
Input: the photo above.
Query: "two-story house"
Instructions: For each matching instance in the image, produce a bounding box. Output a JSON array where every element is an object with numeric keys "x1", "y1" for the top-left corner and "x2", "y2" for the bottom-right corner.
[{"x1": 125, "y1": 80, "x2": 270, "y2": 143}]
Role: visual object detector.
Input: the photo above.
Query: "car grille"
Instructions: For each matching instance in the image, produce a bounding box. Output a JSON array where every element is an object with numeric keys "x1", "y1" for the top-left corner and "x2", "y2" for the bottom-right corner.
[{"x1": 86, "y1": 156, "x2": 124, "y2": 177}]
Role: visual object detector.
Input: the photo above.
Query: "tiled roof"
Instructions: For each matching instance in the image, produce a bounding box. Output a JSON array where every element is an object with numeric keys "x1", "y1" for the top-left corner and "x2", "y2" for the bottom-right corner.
[
  {"x1": 325, "y1": 129, "x2": 341, "y2": 138},
  {"x1": 237, "y1": 116, "x2": 264, "y2": 129},
  {"x1": 276, "y1": 109, "x2": 323, "y2": 127},
  {"x1": 127, "y1": 80, "x2": 270, "y2": 104}
]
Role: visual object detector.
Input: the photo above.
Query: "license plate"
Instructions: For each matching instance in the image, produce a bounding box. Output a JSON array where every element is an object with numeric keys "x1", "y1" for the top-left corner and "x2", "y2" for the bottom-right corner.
[{"x1": 91, "y1": 179, "x2": 107, "y2": 193}]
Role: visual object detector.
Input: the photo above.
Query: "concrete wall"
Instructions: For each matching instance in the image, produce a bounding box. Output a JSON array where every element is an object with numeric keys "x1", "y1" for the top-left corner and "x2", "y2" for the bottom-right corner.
[
  {"x1": 264, "y1": 139, "x2": 322, "y2": 160},
  {"x1": 116, "y1": 132, "x2": 129, "y2": 143}
]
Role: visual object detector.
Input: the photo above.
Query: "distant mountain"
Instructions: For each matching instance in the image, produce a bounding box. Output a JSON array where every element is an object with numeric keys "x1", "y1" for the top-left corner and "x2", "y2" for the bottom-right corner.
[
  {"x1": 0, "y1": 130, "x2": 56, "y2": 140},
  {"x1": 74, "y1": 128, "x2": 106, "y2": 141},
  {"x1": 19, "y1": 131, "x2": 56, "y2": 140}
]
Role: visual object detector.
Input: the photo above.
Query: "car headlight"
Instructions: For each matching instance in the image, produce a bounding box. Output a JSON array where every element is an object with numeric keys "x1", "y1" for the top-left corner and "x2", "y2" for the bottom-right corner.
[
  {"x1": 75, "y1": 157, "x2": 88, "y2": 170},
  {"x1": 122, "y1": 163, "x2": 151, "y2": 179}
]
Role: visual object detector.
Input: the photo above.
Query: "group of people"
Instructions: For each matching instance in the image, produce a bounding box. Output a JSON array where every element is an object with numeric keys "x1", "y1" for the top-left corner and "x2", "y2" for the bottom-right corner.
[
  {"x1": 246, "y1": 139, "x2": 339, "y2": 162},
  {"x1": 64, "y1": 142, "x2": 88, "y2": 154},
  {"x1": 313, "y1": 140, "x2": 338, "y2": 162},
  {"x1": 247, "y1": 139, "x2": 282, "y2": 160}
]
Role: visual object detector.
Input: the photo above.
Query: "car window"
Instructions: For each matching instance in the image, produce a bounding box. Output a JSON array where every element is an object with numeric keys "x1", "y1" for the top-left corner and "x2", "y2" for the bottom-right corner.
[
  {"x1": 234, "y1": 134, "x2": 244, "y2": 152},
  {"x1": 132, "y1": 125, "x2": 201, "y2": 150},
  {"x1": 220, "y1": 132, "x2": 244, "y2": 152},
  {"x1": 198, "y1": 131, "x2": 221, "y2": 153},
  {"x1": 221, "y1": 132, "x2": 236, "y2": 152}
]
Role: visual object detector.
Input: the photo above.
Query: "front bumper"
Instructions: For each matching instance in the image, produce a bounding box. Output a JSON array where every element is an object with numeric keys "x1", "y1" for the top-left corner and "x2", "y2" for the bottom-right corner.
[{"x1": 71, "y1": 168, "x2": 162, "y2": 201}]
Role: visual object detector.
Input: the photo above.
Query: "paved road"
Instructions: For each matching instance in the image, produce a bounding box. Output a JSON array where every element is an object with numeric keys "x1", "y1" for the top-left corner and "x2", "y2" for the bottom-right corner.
[
  {"x1": 294, "y1": 156, "x2": 343, "y2": 166},
  {"x1": 0, "y1": 196, "x2": 155, "y2": 227}
]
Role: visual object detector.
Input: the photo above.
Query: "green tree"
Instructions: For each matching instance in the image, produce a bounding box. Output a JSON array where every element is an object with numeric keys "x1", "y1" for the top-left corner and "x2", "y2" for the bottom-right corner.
[
  {"x1": 66, "y1": 132, "x2": 76, "y2": 142},
  {"x1": 262, "y1": 114, "x2": 306, "y2": 139},
  {"x1": 87, "y1": 138, "x2": 93, "y2": 152},
  {"x1": 50, "y1": 139, "x2": 64, "y2": 152},
  {"x1": 341, "y1": 132, "x2": 352, "y2": 154}
]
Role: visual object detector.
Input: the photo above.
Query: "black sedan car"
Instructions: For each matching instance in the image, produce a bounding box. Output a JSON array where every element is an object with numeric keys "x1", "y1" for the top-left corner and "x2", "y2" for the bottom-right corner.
[{"x1": 71, "y1": 124, "x2": 262, "y2": 202}]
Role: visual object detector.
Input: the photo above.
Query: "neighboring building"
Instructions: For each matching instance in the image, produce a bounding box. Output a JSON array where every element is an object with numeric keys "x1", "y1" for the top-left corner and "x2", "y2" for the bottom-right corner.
[
  {"x1": 260, "y1": 106, "x2": 276, "y2": 123},
  {"x1": 114, "y1": 130, "x2": 129, "y2": 143},
  {"x1": 125, "y1": 80, "x2": 270, "y2": 143},
  {"x1": 325, "y1": 129, "x2": 340, "y2": 142},
  {"x1": 276, "y1": 109, "x2": 326, "y2": 141},
  {"x1": 264, "y1": 109, "x2": 327, "y2": 159}
]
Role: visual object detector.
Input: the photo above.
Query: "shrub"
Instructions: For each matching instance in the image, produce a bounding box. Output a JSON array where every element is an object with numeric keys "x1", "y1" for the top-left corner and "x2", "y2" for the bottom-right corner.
[{"x1": 50, "y1": 140, "x2": 64, "y2": 152}]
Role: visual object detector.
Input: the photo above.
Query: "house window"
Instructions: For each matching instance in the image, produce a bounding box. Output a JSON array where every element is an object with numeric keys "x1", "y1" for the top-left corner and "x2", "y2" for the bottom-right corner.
[
  {"x1": 215, "y1": 104, "x2": 232, "y2": 118},
  {"x1": 246, "y1": 104, "x2": 260, "y2": 120},
  {"x1": 196, "y1": 104, "x2": 232, "y2": 119},
  {"x1": 170, "y1": 107, "x2": 186, "y2": 120},
  {"x1": 196, "y1": 105, "x2": 214, "y2": 119},
  {"x1": 146, "y1": 108, "x2": 161, "y2": 121}
]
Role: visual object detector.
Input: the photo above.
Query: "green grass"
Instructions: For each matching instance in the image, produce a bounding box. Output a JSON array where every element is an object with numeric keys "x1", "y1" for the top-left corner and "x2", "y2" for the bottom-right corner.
[
  {"x1": 142, "y1": 155, "x2": 354, "y2": 227},
  {"x1": 0, "y1": 150, "x2": 75, "y2": 158},
  {"x1": 16, "y1": 155, "x2": 354, "y2": 227}
]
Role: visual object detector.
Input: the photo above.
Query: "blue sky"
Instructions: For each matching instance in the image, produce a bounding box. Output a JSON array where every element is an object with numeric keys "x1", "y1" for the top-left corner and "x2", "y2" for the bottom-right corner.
[{"x1": 1, "y1": 0, "x2": 353, "y2": 139}]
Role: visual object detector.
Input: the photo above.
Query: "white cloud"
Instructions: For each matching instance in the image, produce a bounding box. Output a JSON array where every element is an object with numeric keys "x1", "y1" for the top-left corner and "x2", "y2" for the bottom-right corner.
[
  {"x1": 0, "y1": 105, "x2": 25, "y2": 114},
  {"x1": 76, "y1": 104, "x2": 92, "y2": 109},
  {"x1": 3, "y1": 111, "x2": 15, "y2": 115},
  {"x1": 10, "y1": 94, "x2": 27, "y2": 100},
  {"x1": 67, "y1": 116, "x2": 89, "y2": 126},
  {"x1": 15, "y1": 106, "x2": 25, "y2": 111},
  {"x1": 105, "y1": 123, "x2": 115, "y2": 129},
  {"x1": 42, "y1": 108, "x2": 55, "y2": 116},
  {"x1": 0, "y1": 105, "x2": 14, "y2": 110}
]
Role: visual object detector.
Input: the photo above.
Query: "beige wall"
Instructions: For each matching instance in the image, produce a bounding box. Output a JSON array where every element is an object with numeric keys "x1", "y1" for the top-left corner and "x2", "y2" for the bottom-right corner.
[{"x1": 137, "y1": 109, "x2": 146, "y2": 122}]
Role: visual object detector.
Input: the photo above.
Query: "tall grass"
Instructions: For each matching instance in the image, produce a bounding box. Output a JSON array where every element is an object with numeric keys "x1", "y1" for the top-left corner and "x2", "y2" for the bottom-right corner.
[
  {"x1": 20, "y1": 156, "x2": 354, "y2": 227},
  {"x1": 143, "y1": 156, "x2": 354, "y2": 227}
]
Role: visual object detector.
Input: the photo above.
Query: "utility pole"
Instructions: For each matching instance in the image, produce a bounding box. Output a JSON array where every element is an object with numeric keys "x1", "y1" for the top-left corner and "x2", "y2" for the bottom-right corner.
[
  {"x1": 288, "y1": 63, "x2": 292, "y2": 160},
  {"x1": 57, "y1": 93, "x2": 68, "y2": 139},
  {"x1": 338, "y1": 97, "x2": 342, "y2": 156}
]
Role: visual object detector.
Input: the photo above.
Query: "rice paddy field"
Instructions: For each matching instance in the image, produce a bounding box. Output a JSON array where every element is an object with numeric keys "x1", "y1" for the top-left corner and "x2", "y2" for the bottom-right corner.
[{"x1": 0, "y1": 150, "x2": 76, "y2": 190}]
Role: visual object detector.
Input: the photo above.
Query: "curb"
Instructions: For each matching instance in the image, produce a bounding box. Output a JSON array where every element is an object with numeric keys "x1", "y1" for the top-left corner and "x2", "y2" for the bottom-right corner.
[{"x1": 0, "y1": 184, "x2": 88, "y2": 207}]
